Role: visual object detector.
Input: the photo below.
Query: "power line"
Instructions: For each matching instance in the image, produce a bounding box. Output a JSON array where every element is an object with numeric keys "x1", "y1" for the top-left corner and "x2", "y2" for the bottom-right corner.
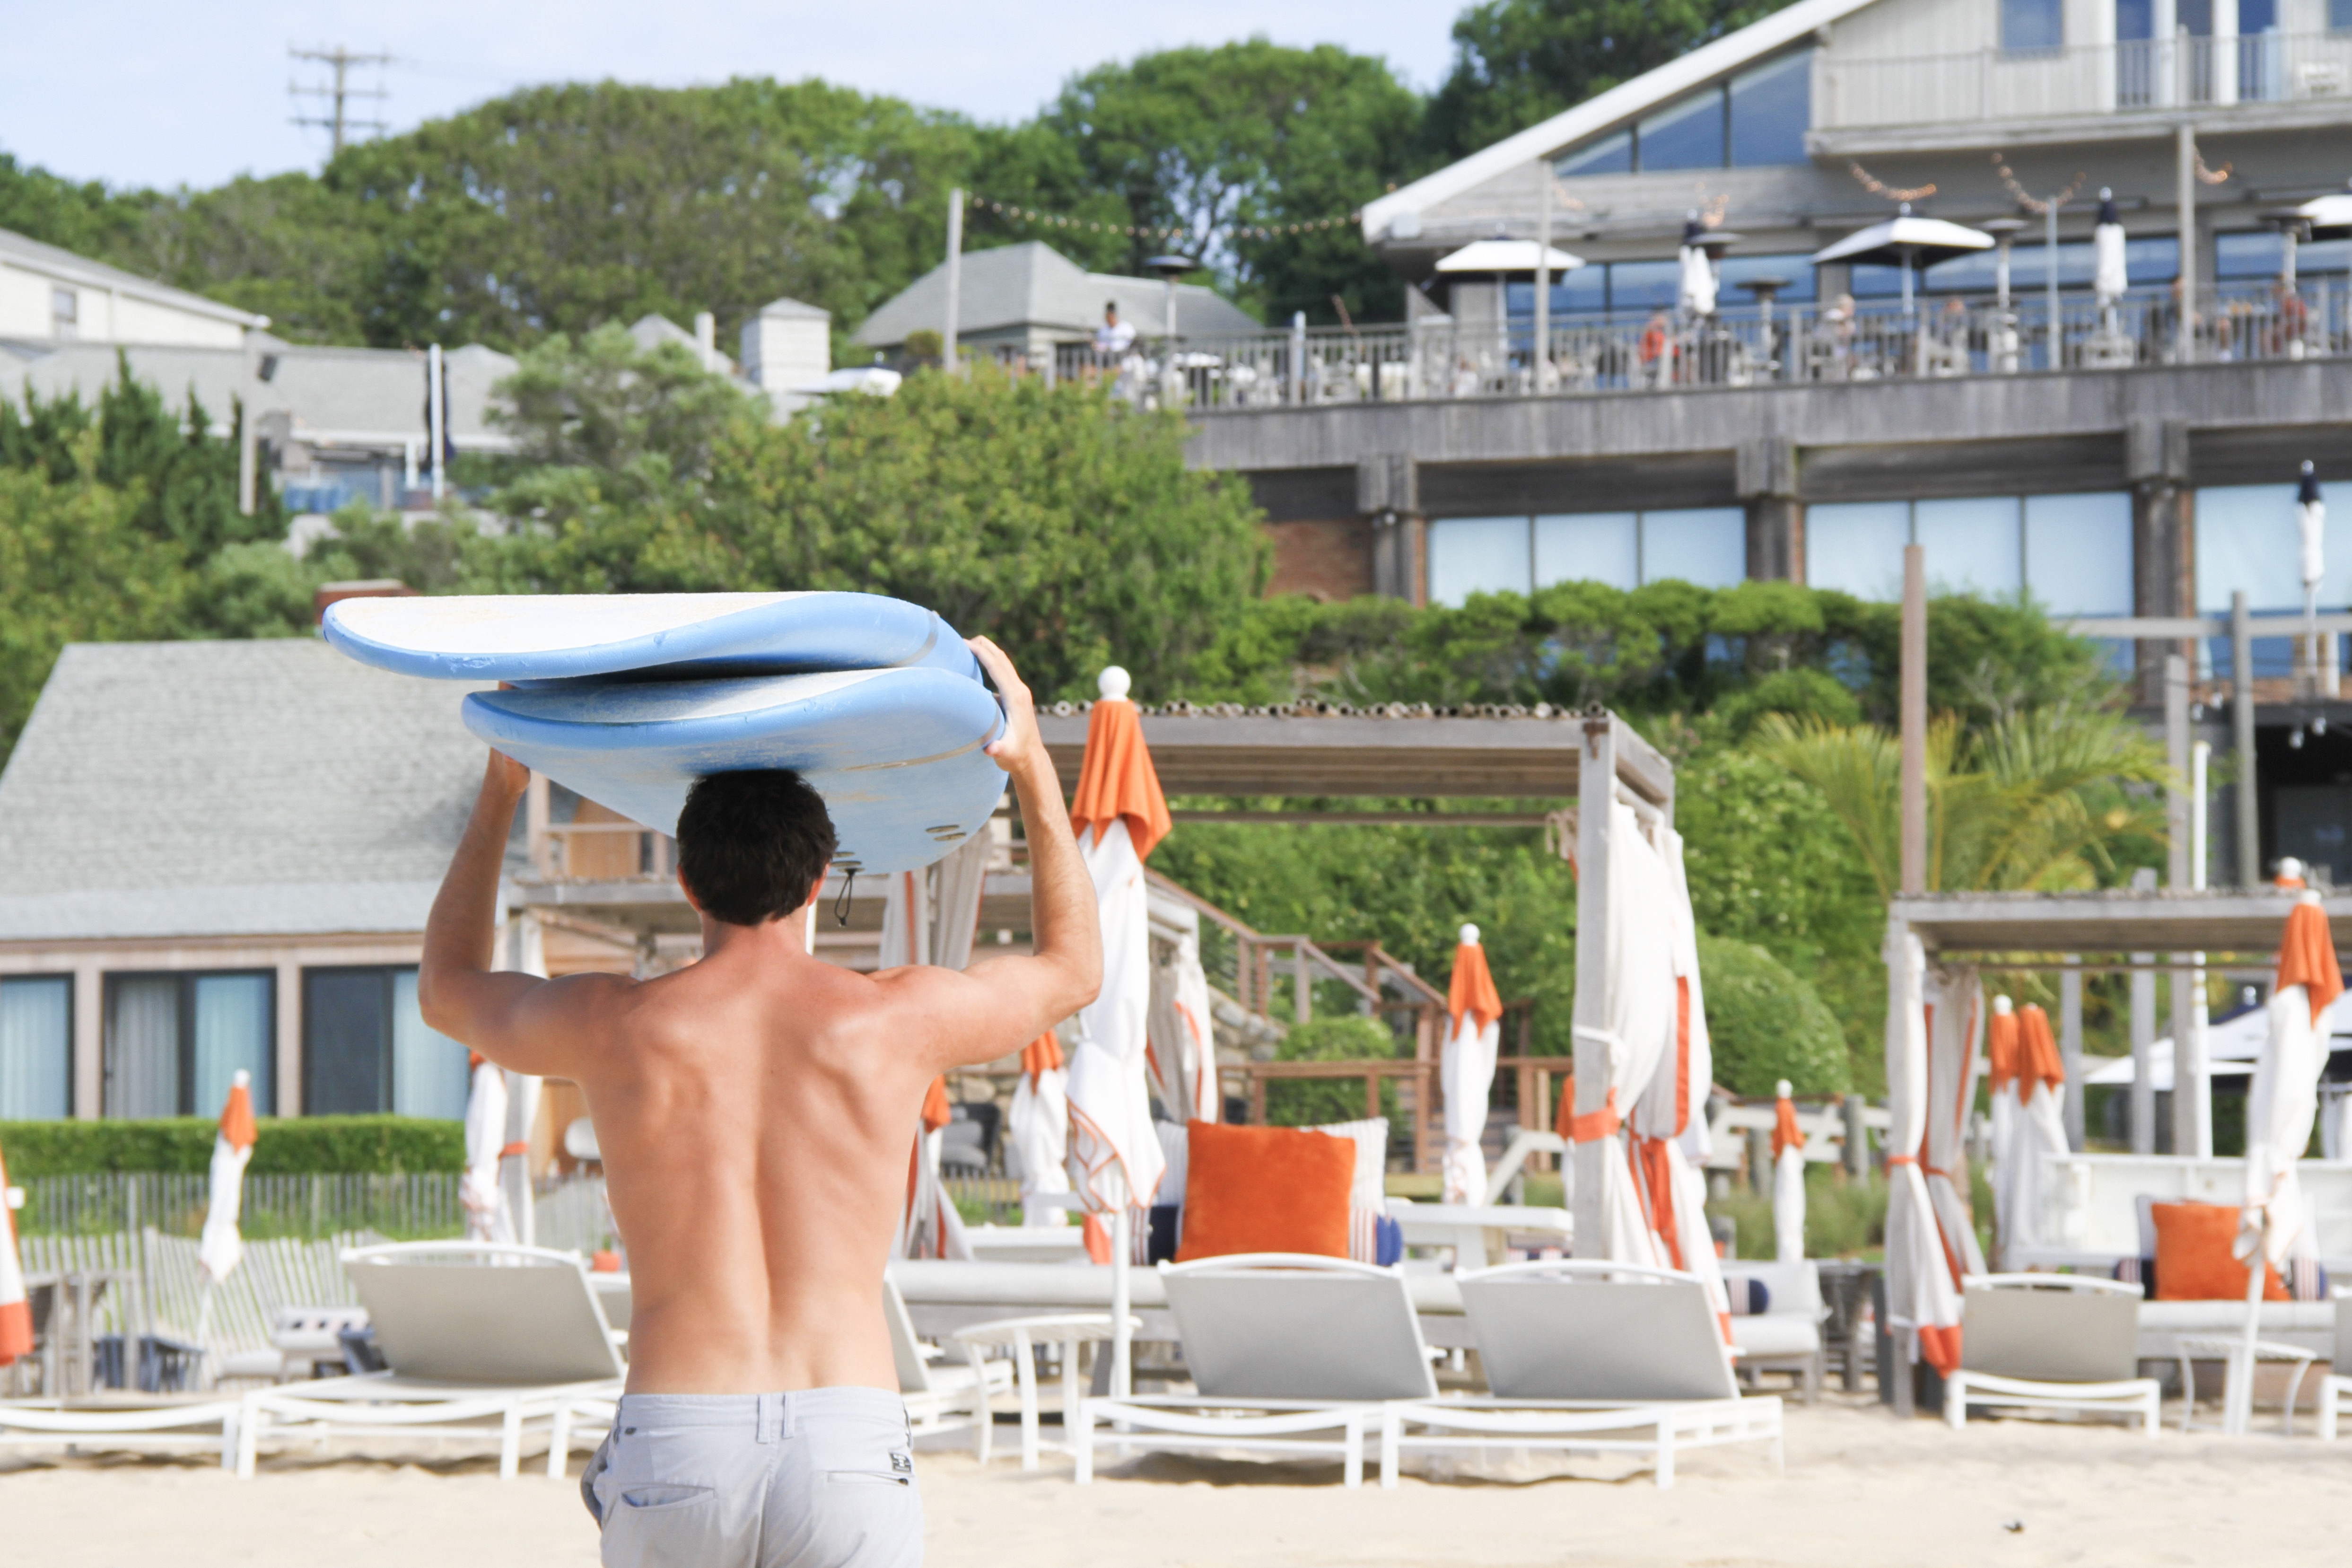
[{"x1": 289, "y1": 44, "x2": 393, "y2": 157}]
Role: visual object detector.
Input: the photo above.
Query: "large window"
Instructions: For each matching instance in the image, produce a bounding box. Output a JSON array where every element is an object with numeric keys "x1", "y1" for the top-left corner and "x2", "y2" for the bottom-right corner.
[
  {"x1": 1807, "y1": 493, "x2": 2131, "y2": 613},
  {"x1": 1552, "y1": 52, "x2": 1810, "y2": 176},
  {"x1": 1509, "y1": 256, "x2": 1817, "y2": 319},
  {"x1": 1430, "y1": 508, "x2": 1745, "y2": 604},
  {"x1": 103, "y1": 972, "x2": 273, "y2": 1119},
  {"x1": 2197, "y1": 484, "x2": 2352, "y2": 613},
  {"x1": 0, "y1": 976, "x2": 71, "y2": 1120},
  {"x1": 303, "y1": 966, "x2": 469, "y2": 1119},
  {"x1": 2002, "y1": 0, "x2": 2064, "y2": 50},
  {"x1": 2218, "y1": 230, "x2": 2352, "y2": 279}
]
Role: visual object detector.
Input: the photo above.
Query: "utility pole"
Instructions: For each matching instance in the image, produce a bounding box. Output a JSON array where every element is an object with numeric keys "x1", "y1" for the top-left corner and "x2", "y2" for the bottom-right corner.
[{"x1": 289, "y1": 45, "x2": 391, "y2": 157}]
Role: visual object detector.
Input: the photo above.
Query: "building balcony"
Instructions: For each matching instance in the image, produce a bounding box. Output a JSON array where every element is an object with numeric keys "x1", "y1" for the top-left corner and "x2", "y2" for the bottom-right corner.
[
  {"x1": 1813, "y1": 31, "x2": 2352, "y2": 150},
  {"x1": 1057, "y1": 282, "x2": 2342, "y2": 414}
]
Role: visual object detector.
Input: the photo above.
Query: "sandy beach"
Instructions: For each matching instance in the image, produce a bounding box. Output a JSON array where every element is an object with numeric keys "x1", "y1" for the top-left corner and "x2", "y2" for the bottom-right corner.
[{"x1": 9, "y1": 1396, "x2": 2350, "y2": 1567}]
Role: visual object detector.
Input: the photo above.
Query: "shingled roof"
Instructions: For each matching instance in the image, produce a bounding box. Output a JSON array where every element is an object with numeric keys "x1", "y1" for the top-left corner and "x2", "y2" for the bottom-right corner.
[{"x1": 0, "y1": 639, "x2": 517, "y2": 940}]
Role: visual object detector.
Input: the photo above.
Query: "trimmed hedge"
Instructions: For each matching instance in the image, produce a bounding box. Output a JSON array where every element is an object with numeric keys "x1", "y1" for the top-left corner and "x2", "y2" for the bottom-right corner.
[
  {"x1": 0, "y1": 1116, "x2": 464, "y2": 1178},
  {"x1": 1697, "y1": 934, "x2": 1852, "y2": 1097}
]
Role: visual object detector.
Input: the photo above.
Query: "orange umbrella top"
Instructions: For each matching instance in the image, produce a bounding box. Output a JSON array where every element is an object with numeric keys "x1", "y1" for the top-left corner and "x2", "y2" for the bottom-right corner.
[
  {"x1": 1771, "y1": 1086, "x2": 1805, "y2": 1159},
  {"x1": 920, "y1": 1076, "x2": 953, "y2": 1135},
  {"x1": 1068, "y1": 670, "x2": 1171, "y2": 861},
  {"x1": 1447, "y1": 924, "x2": 1503, "y2": 1035},
  {"x1": 2277, "y1": 895, "x2": 2343, "y2": 1025},
  {"x1": 219, "y1": 1075, "x2": 258, "y2": 1152},
  {"x1": 1021, "y1": 1032, "x2": 1064, "y2": 1080}
]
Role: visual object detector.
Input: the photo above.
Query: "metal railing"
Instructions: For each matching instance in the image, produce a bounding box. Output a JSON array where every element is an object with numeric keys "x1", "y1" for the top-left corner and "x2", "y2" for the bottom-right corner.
[
  {"x1": 20, "y1": 1172, "x2": 462, "y2": 1240},
  {"x1": 1043, "y1": 283, "x2": 2343, "y2": 410},
  {"x1": 1821, "y1": 29, "x2": 2352, "y2": 127}
]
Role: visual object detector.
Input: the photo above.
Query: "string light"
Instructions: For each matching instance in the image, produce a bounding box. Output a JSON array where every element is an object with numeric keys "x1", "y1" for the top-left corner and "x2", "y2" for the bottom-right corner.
[
  {"x1": 1849, "y1": 161, "x2": 1938, "y2": 204},
  {"x1": 1989, "y1": 153, "x2": 2085, "y2": 215},
  {"x1": 967, "y1": 194, "x2": 1364, "y2": 244}
]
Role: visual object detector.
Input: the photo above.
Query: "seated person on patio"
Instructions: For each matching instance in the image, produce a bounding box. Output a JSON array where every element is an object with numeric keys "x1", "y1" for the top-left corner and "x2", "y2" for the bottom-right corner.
[{"x1": 418, "y1": 638, "x2": 1100, "y2": 1568}]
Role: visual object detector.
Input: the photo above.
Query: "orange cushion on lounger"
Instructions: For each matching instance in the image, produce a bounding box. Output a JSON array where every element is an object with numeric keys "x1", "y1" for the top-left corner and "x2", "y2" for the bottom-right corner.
[
  {"x1": 1173, "y1": 1121, "x2": 1355, "y2": 1262},
  {"x1": 2151, "y1": 1201, "x2": 2287, "y2": 1301}
]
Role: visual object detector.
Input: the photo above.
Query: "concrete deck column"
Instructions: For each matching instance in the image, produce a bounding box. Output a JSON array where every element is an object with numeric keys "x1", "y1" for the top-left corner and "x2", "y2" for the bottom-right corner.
[
  {"x1": 1358, "y1": 454, "x2": 1426, "y2": 606},
  {"x1": 2128, "y1": 416, "x2": 2194, "y2": 705},
  {"x1": 1738, "y1": 438, "x2": 1802, "y2": 582}
]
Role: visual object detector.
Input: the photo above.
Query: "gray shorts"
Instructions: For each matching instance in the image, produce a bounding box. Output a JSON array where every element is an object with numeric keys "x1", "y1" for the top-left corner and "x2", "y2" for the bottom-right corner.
[{"x1": 583, "y1": 1388, "x2": 921, "y2": 1568}]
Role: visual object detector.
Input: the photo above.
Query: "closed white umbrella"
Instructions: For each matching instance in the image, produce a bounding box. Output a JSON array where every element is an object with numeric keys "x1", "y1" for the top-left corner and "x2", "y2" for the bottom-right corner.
[
  {"x1": 0, "y1": 1136, "x2": 31, "y2": 1369},
  {"x1": 2092, "y1": 189, "x2": 2129, "y2": 306},
  {"x1": 1010, "y1": 1032, "x2": 1072, "y2": 1225},
  {"x1": 1678, "y1": 216, "x2": 1719, "y2": 318},
  {"x1": 1987, "y1": 997, "x2": 2071, "y2": 1268},
  {"x1": 2299, "y1": 463, "x2": 2326, "y2": 692},
  {"x1": 499, "y1": 912, "x2": 548, "y2": 1246},
  {"x1": 1440, "y1": 924, "x2": 1504, "y2": 1205},
  {"x1": 197, "y1": 1070, "x2": 259, "y2": 1285},
  {"x1": 1771, "y1": 1082, "x2": 1807, "y2": 1263},
  {"x1": 2229, "y1": 891, "x2": 2340, "y2": 1434},
  {"x1": 461, "y1": 1052, "x2": 508, "y2": 1242},
  {"x1": 1064, "y1": 665, "x2": 1172, "y2": 1399},
  {"x1": 1882, "y1": 929, "x2": 1966, "y2": 1381},
  {"x1": 1149, "y1": 927, "x2": 1219, "y2": 1125},
  {"x1": 1569, "y1": 798, "x2": 1677, "y2": 1269}
]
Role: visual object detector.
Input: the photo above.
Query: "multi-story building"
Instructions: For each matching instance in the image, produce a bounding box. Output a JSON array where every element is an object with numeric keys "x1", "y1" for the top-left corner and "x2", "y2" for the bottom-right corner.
[{"x1": 1145, "y1": 0, "x2": 2352, "y2": 880}]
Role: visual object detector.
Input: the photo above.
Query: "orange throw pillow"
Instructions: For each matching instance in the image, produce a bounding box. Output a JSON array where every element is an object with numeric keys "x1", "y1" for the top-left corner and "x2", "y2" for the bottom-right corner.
[
  {"x1": 1173, "y1": 1121, "x2": 1355, "y2": 1262},
  {"x1": 2151, "y1": 1201, "x2": 2287, "y2": 1301}
]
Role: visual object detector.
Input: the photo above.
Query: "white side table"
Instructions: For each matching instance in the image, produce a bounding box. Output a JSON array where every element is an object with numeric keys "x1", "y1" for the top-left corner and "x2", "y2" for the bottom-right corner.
[
  {"x1": 952, "y1": 1313, "x2": 1138, "y2": 1472},
  {"x1": 2176, "y1": 1334, "x2": 2318, "y2": 1436}
]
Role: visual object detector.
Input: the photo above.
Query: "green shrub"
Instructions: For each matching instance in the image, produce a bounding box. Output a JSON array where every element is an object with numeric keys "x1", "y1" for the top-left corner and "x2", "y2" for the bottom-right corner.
[
  {"x1": 1263, "y1": 1015, "x2": 1403, "y2": 1130},
  {"x1": 0, "y1": 1116, "x2": 464, "y2": 1177},
  {"x1": 1698, "y1": 934, "x2": 1851, "y2": 1097}
]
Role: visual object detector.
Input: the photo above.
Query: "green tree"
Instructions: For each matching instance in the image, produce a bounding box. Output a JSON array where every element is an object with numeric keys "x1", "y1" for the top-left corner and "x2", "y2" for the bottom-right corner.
[
  {"x1": 1697, "y1": 934, "x2": 1850, "y2": 1096},
  {"x1": 330, "y1": 79, "x2": 976, "y2": 351},
  {"x1": 1423, "y1": 0, "x2": 1804, "y2": 161},
  {"x1": 1264, "y1": 1015, "x2": 1405, "y2": 1127},
  {"x1": 975, "y1": 42, "x2": 1430, "y2": 324}
]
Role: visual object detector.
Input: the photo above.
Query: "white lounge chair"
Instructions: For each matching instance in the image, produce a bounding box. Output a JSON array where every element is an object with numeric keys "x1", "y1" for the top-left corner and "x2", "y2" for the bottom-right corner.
[
  {"x1": 1719, "y1": 1258, "x2": 1829, "y2": 1404},
  {"x1": 1074, "y1": 1253, "x2": 1440, "y2": 1489},
  {"x1": 1944, "y1": 1275, "x2": 2160, "y2": 1434},
  {"x1": 0, "y1": 1397, "x2": 245, "y2": 1466},
  {"x1": 887, "y1": 1277, "x2": 1014, "y2": 1459},
  {"x1": 236, "y1": 1241, "x2": 626, "y2": 1480},
  {"x1": 1384, "y1": 1260, "x2": 1784, "y2": 1489},
  {"x1": 2302, "y1": 1295, "x2": 2352, "y2": 1441}
]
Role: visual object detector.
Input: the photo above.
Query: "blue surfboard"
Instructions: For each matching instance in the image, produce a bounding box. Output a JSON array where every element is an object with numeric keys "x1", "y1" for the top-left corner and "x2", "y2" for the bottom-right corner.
[
  {"x1": 323, "y1": 591, "x2": 979, "y2": 683},
  {"x1": 464, "y1": 668, "x2": 1006, "y2": 875},
  {"x1": 321, "y1": 592, "x2": 1003, "y2": 874}
]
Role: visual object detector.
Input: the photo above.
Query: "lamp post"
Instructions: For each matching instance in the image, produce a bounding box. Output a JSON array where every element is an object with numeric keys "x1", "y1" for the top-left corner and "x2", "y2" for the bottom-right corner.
[{"x1": 1145, "y1": 254, "x2": 1197, "y2": 407}]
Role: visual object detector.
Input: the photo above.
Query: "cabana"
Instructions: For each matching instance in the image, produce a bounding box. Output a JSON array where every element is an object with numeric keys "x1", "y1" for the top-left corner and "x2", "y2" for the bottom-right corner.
[{"x1": 1881, "y1": 886, "x2": 2352, "y2": 1412}]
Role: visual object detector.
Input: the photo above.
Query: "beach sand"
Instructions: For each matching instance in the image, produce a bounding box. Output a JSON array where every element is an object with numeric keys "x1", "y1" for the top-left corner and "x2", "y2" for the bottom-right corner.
[{"x1": 8, "y1": 1395, "x2": 2348, "y2": 1567}]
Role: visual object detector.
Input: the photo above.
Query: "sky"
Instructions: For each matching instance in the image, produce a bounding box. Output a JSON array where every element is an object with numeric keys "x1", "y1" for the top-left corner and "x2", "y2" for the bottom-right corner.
[{"x1": 1, "y1": 1, "x2": 1460, "y2": 192}]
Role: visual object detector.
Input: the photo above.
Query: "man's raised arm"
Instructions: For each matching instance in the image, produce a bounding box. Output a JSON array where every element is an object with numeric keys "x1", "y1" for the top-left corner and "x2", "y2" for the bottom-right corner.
[
  {"x1": 417, "y1": 751, "x2": 616, "y2": 1075},
  {"x1": 906, "y1": 639, "x2": 1101, "y2": 1067}
]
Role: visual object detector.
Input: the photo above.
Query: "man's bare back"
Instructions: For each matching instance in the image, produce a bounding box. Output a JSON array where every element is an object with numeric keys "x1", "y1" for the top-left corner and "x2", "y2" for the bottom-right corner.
[{"x1": 417, "y1": 637, "x2": 1100, "y2": 1398}]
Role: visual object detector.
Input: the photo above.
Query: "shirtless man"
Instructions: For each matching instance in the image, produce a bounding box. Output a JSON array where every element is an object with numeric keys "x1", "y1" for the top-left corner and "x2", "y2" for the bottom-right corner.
[{"x1": 418, "y1": 638, "x2": 1099, "y2": 1568}]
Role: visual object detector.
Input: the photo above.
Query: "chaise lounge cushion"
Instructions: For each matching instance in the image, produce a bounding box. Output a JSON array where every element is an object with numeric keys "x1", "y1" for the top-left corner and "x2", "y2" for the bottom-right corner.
[{"x1": 1175, "y1": 1121, "x2": 1354, "y2": 1262}]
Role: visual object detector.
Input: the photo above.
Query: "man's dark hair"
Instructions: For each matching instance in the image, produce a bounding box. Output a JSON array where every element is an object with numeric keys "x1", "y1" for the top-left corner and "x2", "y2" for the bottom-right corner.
[{"x1": 675, "y1": 770, "x2": 837, "y2": 927}]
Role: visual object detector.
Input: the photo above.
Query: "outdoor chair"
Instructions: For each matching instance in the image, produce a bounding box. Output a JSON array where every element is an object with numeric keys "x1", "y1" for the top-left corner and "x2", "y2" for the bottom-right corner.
[
  {"x1": 0, "y1": 1397, "x2": 246, "y2": 1466},
  {"x1": 1944, "y1": 1274, "x2": 2160, "y2": 1433},
  {"x1": 235, "y1": 1241, "x2": 626, "y2": 1480},
  {"x1": 2305, "y1": 1295, "x2": 2352, "y2": 1441},
  {"x1": 1719, "y1": 1259, "x2": 1829, "y2": 1404},
  {"x1": 1383, "y1": 1260, "x2": 1783, "y2": 1489},
  {"x1": 886, "y1": 1276, "x2": 1014, "y2": 1459},
  {"x1": 1075, "y1": 1253, "x2": 1440, "y2": 1488}
]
